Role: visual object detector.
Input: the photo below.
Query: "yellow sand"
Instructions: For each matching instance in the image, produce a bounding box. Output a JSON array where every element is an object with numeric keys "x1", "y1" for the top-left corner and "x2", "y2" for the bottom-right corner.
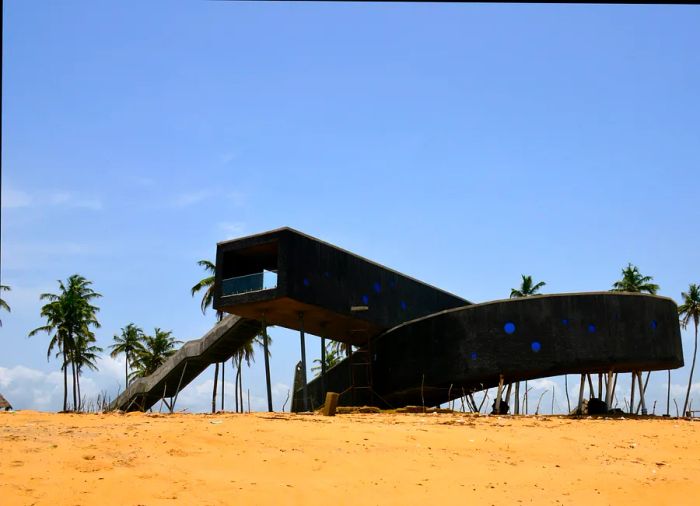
[{"x1": 1, "y1": 410, "x2": 699, "y2": 505}]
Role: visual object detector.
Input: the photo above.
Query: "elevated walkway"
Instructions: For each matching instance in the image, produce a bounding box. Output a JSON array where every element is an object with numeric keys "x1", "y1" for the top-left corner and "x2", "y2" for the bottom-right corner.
[{"x1": 109, "y1": 315, "x2": 261, "y2": 412}]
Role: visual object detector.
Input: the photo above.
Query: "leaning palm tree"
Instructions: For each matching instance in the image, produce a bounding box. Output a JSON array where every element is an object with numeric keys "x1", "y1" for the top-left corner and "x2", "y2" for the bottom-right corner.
[
  {"x1": 109, "y1": 323, "x2": 146, "y2": 390},
  {"x1": 29, "y1": 275, "x2": 101, "y2": 411},
  {"x1": 611, "y1": 263, "x2": 659, "y2": 294},
  {"x1": 510, "y1": 275, "x2": 546, "y2": 298},
  {"x1": 131, "y1": 328, "x2": 181, "y2": 379},
  {"x1": 192, "y1": 260, "x2": 225, "y2": 412},
  {"x1": 510, "y1": 275, "x2": 546, "y2": 413},
  {"x1": 680, "y1": 284, "x2": 700, "y2": 417},
  {"x1": 0, "y1": 284, "x2": 10, "y2": 326}
]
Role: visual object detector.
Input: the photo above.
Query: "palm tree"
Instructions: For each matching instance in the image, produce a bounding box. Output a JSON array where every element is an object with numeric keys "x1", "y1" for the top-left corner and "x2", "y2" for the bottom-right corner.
[
  {"x1": 109, "y1": 323, "x2": 146, "y2": 390},
  {"x1": 29, "y1": 275, "x2": 101, "y2": 411},
  {"x1": 510, "y1": 275, "x2": 546, "y2": 298},
  {"x1": 680, "y1": 284, "x2": 700, "y2": 416},
  {"x1": 73, "y1": 331, "x2": 103, "y2": 411},
  {"x1": 192, "y1": 259, "x2": 225, "y2": 412},
  {"x1": 312, "y1": 343, "x2": 341, "y2": 376},
  {"x1": 0, "y1": 284, "x2": 10, "y2": 326},
  {"x1": 611, "y1": 263, "x2": 659, "y2": 294},
  {"x1": 131, "y1": 328, "x2": 180, "y2": 378},
  {"x1": 510, "y1": 275, "x2": 546, "y2": 414}
]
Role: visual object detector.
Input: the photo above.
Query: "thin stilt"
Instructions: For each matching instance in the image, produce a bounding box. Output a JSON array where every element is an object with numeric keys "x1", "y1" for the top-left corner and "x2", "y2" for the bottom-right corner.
[
  {"x1": 630, "y1": 371, "x2": 636, "y2": 415},
  {"x1": 637, "y1": 371, "x2": 647, "y2": 415},
  {"x1": 262, "y1": 316, "x2": 273, "y2": 412},
  {"x1": 299, "y1": 312, "x2": 309, "y2": 412},
  {"x1": 605, "y1": 371, "x2": 614, "y2": 409},
  {"x1": 577, "y1": 373, "x2": 586, "y2": 414},
  {"x1": 495, "y1": 375, "x2": 504, "y2": 414},
  {"x1": 170, "y1": 361, "x2": 188, "y2": 414},
  {"x1": 505, "y1": 383, "x2": 513, "y2": 414}
]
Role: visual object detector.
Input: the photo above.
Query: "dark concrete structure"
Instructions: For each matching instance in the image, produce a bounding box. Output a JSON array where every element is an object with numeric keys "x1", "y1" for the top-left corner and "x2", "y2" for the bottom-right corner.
[
  {"x1": 112, "y1": 227, "x2": 684, "y2": 413},
  {"x1": 214, "y1": 228, "x2": 469, "y2": 345},
  {"x1": 300, "y1": 292, "x2": 682, "y2": 409}
]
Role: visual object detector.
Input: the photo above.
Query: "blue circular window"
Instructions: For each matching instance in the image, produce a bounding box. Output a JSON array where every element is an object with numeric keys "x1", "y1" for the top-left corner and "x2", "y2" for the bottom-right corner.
[
  {"x1": 651, "y1": 320, "x2": 658, "y2": 330},
  {"x1": 361, "y1": 294, "x2": 369, "y2": 305},
  {"x1": 373, "y1": 281, "x2": 381, "y2": 294},
  {"x1": 562, "y1": 318, "x2": 569, "y2": 326},
  {"x1": 303, "y1": 278, "x2": 310, "y2": 287},
  {"x1": 504, "y1": 322, "x2": 516, "y2": 334},
  {"x1": 470, "y1": 352, "x2": 478, "y2": 360},
  {"x1": 400, "y1": 300, "x2": 407, "y2": 311},
  {"x1": 531, "y1": 341, "x2": 541, "y2": 353},
  {"x1": 588, "y1": 324, "x2": 596, "y2": 333}
]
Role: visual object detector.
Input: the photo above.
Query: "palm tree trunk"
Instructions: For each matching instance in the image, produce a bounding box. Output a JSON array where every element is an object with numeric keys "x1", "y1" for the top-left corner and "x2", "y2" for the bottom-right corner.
[
  {"x1": 682, "y1": 322, "x2": 698, "y2": 416},
  {"x1": 212, "y1": 362, "x2": 219, "y2": 413},
  {"x1": 63, "y1": 357, "x2": 68, "y2": 412},
  {"x1": 71, "y1": 358, "x2": 77, "y2": 412},
  {"x1": 77, "y1": 369, "x2": 82, "y2": 412}
]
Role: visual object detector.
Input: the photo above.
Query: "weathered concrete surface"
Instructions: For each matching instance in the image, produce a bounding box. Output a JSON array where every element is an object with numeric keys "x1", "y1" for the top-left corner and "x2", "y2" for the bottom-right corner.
[
  {"x1": 299, "y1": 292, "x2": 683, "y2": 410},
  {"x1": 109, "y1": 315, "x2": 261, "y2": 412}
]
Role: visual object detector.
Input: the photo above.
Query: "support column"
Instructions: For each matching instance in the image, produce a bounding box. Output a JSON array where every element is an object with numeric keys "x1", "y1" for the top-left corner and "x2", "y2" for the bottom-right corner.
[
  {"x1": 637, "y1": 371, "x2": 647, "y2": 415},
  {"x1": 505, "y1": 383, "x2": 514, "y2": 414},
  {"x1": 495, "y1": 375, "x2": 504, "y2": 414},
  {"x1": 605, "y1": 371, "x2": 614, "y2": 410},
  {"x1": 298, "y1": 312, "x2": 309, "y2": 412},
  {"x1": 221, "y1": 362, "x2": 225, "y2": 411},
  {"x1": 514, "y1": 382, "x2": 520, "y2": 415},
  {"x1": 666, "y1": 370, "x2": 671, "y2": 416},
  {"x1": 598, "y1": 373, "x2": 603, "y2": 399},
  {"x1": 577, "y1": 373, "x2": 586, "y2": 414},
  {"x1": 320, "y1": 336, "x2": 327, "y2": 399},
  {"x1": 630, "y1": 371, "x2": 636, "y2": 415},
  {"x1": 262, "y1": 315, "x2": 273, "y2": 412}
]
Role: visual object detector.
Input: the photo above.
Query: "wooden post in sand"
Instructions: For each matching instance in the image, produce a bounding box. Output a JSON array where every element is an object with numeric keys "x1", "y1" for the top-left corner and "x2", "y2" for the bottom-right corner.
[
  {"x1": 495, "y1": 375, "x2": 504, "y2": 414},
  {"x1": 577, "y1": 374, "x2": 586, "y2": 414},
  {"x1": 322, "y1": 392, "x2": 339, "y2": 416}
]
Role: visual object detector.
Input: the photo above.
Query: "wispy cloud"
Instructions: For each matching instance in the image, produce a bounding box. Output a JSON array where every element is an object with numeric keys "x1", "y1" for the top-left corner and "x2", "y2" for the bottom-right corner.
[
  {"x1": 2, "y1": 187, "x2": 102, "y2": 210},
  {"x1": 218, "y1": 221, "x2": 246, "y2": 238},
  {"x1": 1, "y1": 188, "x2": 33, "y2": 208},
  {"x1": 173, "y1": 190, "x2": 213, "y2": 207}
]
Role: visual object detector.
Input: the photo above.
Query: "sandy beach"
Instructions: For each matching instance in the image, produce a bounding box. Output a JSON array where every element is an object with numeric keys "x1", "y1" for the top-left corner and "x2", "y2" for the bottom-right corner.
[{"x1": 1, "y1": 410, "x2": 699, "y2": 505}]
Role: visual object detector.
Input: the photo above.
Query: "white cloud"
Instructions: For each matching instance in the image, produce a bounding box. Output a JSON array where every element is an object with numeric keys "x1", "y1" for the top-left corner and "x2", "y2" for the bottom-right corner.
[
  {"x1": 174, "y1": 190, "x2": 212, "y2": 207},
  {"x1": 218, "y1": 221, "x2": 246, "y2": 238},
  {"x1": 1, "y1": 187, "x2": 102, "y2": 211},
  {"x1": 1, "y1": 188, "x2": 32, "y2": 208}
]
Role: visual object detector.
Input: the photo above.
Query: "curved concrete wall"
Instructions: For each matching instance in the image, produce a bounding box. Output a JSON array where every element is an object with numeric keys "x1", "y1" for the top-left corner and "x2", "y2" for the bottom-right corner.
[
  {"x1": 300, "y1": 292, "x2": 683, "y2": 409},
  {"x1": 374, "y1": 292, "x2": 682, "y2": 406}
]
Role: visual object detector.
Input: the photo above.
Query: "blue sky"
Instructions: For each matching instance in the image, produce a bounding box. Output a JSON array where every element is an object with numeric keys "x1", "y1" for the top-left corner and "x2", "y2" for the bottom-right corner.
[{"x1": 2, "y1": 1, "x2": 699, "y2": 414}]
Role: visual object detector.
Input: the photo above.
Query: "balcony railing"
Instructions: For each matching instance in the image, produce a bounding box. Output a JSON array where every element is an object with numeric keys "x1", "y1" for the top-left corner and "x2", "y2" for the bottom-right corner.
[{"x1": 222, "y1": 270, "x2": 277, "y2": 296}]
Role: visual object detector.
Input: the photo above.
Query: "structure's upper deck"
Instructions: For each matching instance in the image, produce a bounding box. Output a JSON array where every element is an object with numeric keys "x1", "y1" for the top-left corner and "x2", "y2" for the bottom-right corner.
[{"x1": 214, "y1": 228, "x2": 469, "y2": 344}]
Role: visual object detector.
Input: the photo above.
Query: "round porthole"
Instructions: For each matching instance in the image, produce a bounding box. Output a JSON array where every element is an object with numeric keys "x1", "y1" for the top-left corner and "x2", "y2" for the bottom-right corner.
[
  {"x1": 651, "y1": 320, "x2": 658, "y2": 330},
  {"x1": 303, "y1": 278, "x2": 310, "y2": 287},
  {"x1": 470, "y1": 352, "x2": 477, "y2": 360},
  {"x1": 373, "y1": 281, "x2": 381, "y2": 294},
  {"x1": 504, "y1": 322, "x2": 516, "y2": 334},
  {"x1": 361, "y1": 294, "x2": 369, "y2": 305},
  {"x1": 531, "y1": 341, "x2": 541, "y2": 353},
  {"x1": 588, "y1": 324, "x2": 596, "y2": 333},
  {"x1": 562, "y1": 318, "x2": 569, "y2": 326}
]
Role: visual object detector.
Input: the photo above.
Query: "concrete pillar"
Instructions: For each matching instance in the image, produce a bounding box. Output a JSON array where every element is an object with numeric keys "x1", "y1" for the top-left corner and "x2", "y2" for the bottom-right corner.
[{"x1": 299, "y1": 312, "x2": 309, "y2": 411}]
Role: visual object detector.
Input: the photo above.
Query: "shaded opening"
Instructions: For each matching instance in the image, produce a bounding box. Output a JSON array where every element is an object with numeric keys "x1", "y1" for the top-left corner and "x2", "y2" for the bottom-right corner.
[{"x1": 221, "y1": 241, "x2": 279, "y2": 296}]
